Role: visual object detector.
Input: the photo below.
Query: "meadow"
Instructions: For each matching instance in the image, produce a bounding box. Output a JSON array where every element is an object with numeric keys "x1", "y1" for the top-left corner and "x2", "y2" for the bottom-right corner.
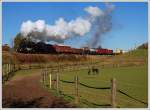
[
  {"x1": 54, "y1": 65, "x2": 147, "y2": 108},
  {"x1": 44, "y1": 49, "x2": 148, "y2": 108},
  {"x1": 2, "y1": 49, "x2": 148, "y2": 108}
]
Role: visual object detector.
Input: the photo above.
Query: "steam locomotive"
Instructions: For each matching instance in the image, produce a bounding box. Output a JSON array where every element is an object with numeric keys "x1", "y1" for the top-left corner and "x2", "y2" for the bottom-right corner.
[{"x1": 17, "y1": 41, "x2": 113, "y2": 55}]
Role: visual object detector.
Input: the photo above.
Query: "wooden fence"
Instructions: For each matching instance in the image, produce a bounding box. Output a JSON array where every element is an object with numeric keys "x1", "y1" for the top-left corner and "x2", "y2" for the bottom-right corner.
[
  {"x1": 41, "y1": 68, "x2": 117, "y2": 107},
  {"x1": 2, "y1": 64, "x2": 21, "y2": 83},
  {"x1": 41, "y1": 68, "x2": 147, "y2": 108},
  {"x1": 2, "y1": 63, "x2": 147, "y2": 107}
]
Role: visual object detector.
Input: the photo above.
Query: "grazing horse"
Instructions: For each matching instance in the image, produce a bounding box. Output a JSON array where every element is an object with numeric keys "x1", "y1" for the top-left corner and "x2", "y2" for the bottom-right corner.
[
  {"x1": 92, "y1": 67, "x2": 99, "y2": 75},
  {"x1": 88, "y1": 69, "x2": 91, "y2": 75},
  {"x1": 88, "y1": 67, "x2": 99, "y2": 75}
]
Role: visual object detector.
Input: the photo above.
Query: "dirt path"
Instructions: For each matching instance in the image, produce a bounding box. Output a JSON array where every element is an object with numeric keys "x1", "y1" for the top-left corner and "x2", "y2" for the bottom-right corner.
[{"x1": 2, "y1": 71, "x2": 75, "y2": 108}]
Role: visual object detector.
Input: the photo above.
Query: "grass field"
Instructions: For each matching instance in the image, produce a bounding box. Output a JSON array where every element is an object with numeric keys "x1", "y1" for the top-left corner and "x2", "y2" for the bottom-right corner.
[
  {"x1": 2, "y1": 48, "x2": 148, "y2": 108},
  {"x1": 49, "y1": 64, "x2": 147, "y2": 108},
  {"x1": 45, "y1": 49, "x2": 148, "y2": 108}
]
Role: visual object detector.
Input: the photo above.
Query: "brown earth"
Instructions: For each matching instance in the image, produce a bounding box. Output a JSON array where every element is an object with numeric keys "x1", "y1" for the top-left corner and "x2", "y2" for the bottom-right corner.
[{"x1": 2, "y1": 72, "x2": 76, "y2": 108}]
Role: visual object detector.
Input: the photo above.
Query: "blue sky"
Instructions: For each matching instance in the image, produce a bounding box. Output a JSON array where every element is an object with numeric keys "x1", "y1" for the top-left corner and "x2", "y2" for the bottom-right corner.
[{"x1": 2, "y1": 2, "x2": 148, "y2": 51}]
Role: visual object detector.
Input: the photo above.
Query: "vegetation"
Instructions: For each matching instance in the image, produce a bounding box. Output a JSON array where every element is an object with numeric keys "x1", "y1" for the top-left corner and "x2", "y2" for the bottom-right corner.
[
  {"x1": 137, "y1": 42, "x2": 148, "y2": 49},
  {"x1": 44, "y1": 47, "x2": 147, "y2": 107},
  {"x1": 53, "y1": 64, "x2": 147, "y2": 108},
  {"x1": 2, "y1": 44, "x2": 10, "y2": 51},
  {"x1": 14, "y1": 33, "x2": 35, "y2": 50},
  {"x1": 2, "y1": 43, "x2": 148, "y2": 108},
  {"x1": 14, "y1": 33, "x2": 23, "y2": 51},
  {"x1": 2, "y1": 51, "x2": 90, "y2": 64},
  {"x1": 123, "y1": 49, "x2": 148, "y2": 58}
]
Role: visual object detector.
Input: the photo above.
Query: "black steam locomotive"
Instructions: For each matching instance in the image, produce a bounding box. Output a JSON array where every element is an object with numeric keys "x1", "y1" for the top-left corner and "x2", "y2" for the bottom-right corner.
[{"x1": 17, "y1": 41, "x2": 113, "y2": 55}]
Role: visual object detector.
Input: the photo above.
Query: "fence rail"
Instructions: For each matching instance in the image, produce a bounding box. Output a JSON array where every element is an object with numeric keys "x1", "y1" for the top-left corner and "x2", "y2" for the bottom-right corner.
[
  {"x1": 2, "y1": 62, "x2": 147, "y2": 107},
  {"x1": 7, "y1": 60, "x2": 145, "y2": 72},
  {"x1": 41, "y1": 68, "x2": 147, "y2": 107},
  {"x1": 2, "y1": 64, "x2": 21, "y2": 84},
  {"x1": 117, "y1": 89, "x2": 147, "y2": 105}
]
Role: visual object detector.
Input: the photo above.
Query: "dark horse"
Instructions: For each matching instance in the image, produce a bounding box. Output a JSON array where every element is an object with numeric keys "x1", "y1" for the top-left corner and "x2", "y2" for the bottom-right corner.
[{"x1": 88, "y1": 67, "x2": 99, "y2": 75}]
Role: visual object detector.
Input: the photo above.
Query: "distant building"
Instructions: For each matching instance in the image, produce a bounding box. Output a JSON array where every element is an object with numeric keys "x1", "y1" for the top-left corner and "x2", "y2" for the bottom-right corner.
[
  {"x1": 2, "y1": 44, "x2": 10, "y2": 51},
  {"x1": 115, "y1": 48, "x2": 123, "y2": 55}
]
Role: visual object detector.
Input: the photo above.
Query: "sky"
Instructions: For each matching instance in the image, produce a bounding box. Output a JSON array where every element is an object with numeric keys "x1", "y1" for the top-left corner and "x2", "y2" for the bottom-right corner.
[{"x1": 2, "y1": 2, "x2": 148, "y2": 51}]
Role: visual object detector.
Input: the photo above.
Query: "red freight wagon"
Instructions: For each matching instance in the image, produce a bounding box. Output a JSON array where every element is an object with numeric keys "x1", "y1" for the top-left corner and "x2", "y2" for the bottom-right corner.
[
  {"x1": 53, "y1": 45, "x2": 73, "y2": 54},
  {"x1": 96, "y1": 49, "x2": 113, "y2": 55}
]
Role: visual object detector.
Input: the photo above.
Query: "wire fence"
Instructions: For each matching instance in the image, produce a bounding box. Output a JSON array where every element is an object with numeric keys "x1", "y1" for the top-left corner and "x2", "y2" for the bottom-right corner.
[
  {"x1": 117, "y1": 89, "x2": 147, "y2": 105},
  {"x1": 2, "y1": 62, "x2": 147, "y2": 107},
  {"x1": 59, "y1": 78, "x2": 147, "y2": 105},
  {"x1": 2, "y1": 64, "x2": 21, "y2": 84},
  {"x1": 41, "y1": 68, "x2": 148, "y2": 108}
]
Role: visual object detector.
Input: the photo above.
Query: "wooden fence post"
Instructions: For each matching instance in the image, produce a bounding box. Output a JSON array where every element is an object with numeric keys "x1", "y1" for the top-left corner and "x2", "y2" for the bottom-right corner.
[
  {"x1": 18, "y1": 64, "x2": 21, "y2": 70},
  {"x1": 6, "y1": 64, "x2": 7, "y2": 74},
  {"x1": 50, "y1": 68, "x2": 54, "y2": 88},
  {"x1": 8, "y1": 64, "x2": 11, "y2": 73},
  {"x1": 44, "y1": 69, "x2": 46, "y2": 84},
  {"x1": 56, "y1": 73, "x2": 59, "y2": 93},
  {"x1": 2, "y1": 65, "x2": 4, "y2": 75},
  {"x1": 49, "y1": 73, "x2": 52, "y2": 89},
  {"x1": 111, "y1": 78, "x2": 117, "y2": 108},
  {"x1": 8, "y1": 64, "x2": 10, "y2": 73},
  {"x1": 6, "y1": 64, "x2": 8, "y2": 75},
  {"x1": 41, "y1": 69, "x2": 43, "y2": 83},
  {"x1": 2, "y1": 64, "x2": 4, "y2": 80},
  {"x1": 10, "y1": 64, "x2": 12, "y2": 72},
  {"x1": 46, "y1": 67, "x2": 48, "y2": 86},
  {"x1": 13, "y1": 64, "x2": 15, "y2": 72},
  {"x1": 75, "y1": 75, "x2": 79, "y2": 104},
  {"x1": 11, "y1": 64, "x2": 12, "y2": 73},
  {"x1": 42, "y1": 69, "x2": 45, "y2": 84},
  {"x1": 45, "y1": 69, "x2": 47, "y2": 83},
  {"x1": 17, "y1": 64, "x2": 18, "y2": 70}
]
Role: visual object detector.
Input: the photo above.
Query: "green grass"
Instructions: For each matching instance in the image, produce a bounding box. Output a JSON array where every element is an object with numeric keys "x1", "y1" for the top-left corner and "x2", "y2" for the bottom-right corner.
[
  {"x1": 124, "y1": 49, "x2": 148, "y2": 58},
  {"x1": 13, "y1": 69, "x2": 41, "y2": 77},
  {"x1": 3, "y1": 48, "x2": 148, "y2": 108},
  {"x1": 49, "y1": 64, "x2": 148, "y2": 108}
]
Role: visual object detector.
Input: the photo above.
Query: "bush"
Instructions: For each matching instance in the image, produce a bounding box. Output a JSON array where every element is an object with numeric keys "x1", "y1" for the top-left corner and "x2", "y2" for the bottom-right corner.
[{"x1": 2, "y1": 52, "x2": 88, "y2": 64}]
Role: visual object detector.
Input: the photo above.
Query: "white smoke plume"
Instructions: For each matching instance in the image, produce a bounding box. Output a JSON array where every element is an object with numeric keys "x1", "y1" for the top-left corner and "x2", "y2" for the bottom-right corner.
[
  {"x1": 84, "y1": 6, "x2": 104, "y2": 17},
  {"x1": 20, "y1": 3, "x2": 115, "y2": 46},
  {"x1": 86, "y1": 3, "x2": 115, "y2": 48},
  {"x1": 21, "y1": 17, "x2": 91, "y2": 43}
]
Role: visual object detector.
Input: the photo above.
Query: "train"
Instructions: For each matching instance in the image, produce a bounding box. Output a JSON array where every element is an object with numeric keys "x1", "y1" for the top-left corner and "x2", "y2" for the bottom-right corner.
[{"x1": 16, "y1": 41, "x2": 114, "y2": 55}]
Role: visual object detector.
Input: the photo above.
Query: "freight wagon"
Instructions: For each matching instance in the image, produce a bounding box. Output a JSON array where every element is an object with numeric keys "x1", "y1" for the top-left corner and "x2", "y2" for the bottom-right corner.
[{"x1": 17, "y1": 41, "x2": 113, "y2": 55}]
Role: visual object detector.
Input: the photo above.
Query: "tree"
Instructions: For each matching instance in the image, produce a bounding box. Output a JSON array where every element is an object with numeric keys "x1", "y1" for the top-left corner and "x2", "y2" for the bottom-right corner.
[
  {"x1": 138, "y1": 42, "x2": 148, "y2": 49},
  {"x1": 14, "y1": 33, "x2": 24, "y2": 51},
  {"x1": 14, "y1": 33, "x2": 37, "y2": 53}
]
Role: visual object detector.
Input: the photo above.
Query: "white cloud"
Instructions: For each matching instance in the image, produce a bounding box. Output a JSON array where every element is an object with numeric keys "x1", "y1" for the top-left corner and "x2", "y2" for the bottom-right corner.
[
  {"x1": 20, "y1": 5, "x2": 112, "y2": 44},
  {"x1": 84, "y1": 6, "x2": 103, "y2": 17},
  {"x1": 69, "y1": 17, "x2": 91, "y2": 36},
  {"x1": 21, "y1": 17, "x2": 91, "y2": 42}
]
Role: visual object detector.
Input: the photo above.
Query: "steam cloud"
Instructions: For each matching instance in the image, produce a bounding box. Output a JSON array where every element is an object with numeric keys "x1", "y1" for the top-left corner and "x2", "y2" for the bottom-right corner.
[
  {"x1": 86, "y1": 3, "x2": 115, "y2": 48},
  {"x1": 20, "y1": 3, "x2": 115, "y2": 47},
  {"x1": 21, "y1": 18, "x2": 91, "y2": 43}
]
